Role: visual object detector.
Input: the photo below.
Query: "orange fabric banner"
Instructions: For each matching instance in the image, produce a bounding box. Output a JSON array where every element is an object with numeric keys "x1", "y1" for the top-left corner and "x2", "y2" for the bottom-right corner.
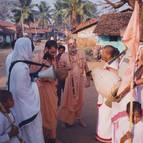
[{"x1": 117, "y1": 1, "x2": 140, "y2": 95}]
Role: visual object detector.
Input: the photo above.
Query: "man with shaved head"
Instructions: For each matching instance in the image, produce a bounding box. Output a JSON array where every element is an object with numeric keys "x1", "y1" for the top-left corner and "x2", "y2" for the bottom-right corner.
[{"x1": 58, "y1": 38, "x2": 91, "y2": 127}]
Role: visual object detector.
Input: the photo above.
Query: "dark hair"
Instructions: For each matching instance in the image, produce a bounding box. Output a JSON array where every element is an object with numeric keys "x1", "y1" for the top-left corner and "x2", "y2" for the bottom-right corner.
[
  {"x1": 126, "y1": 101, "x2": 142, "y2": 115},
  {"x1": 28, "y1": 37, "x2": 35, "y2": 51},
  {"x1": 43, "y1": 40, "x2": 57, "y2": 60},
  {"x1": 11, "y1": 40, "x2": 16, "y2": 50},
  {"x1": 0, "y1": 90, "x2": 13, "y2": 104},
  {"x1": 31, "y1": 40, "x2": 35, "y2": 51},
  {"x1": 114, "y1": 48, "x2": 120, "y2": 57},
  {"x1": 45, "y1": 40, "x2": 57, "y2": 49},
  {"x1": 104, "y1": 45, "x2": 120, "y2": 58},
  {"x1": 58, "y1": 45, "x2": 65, "y2": 51}
]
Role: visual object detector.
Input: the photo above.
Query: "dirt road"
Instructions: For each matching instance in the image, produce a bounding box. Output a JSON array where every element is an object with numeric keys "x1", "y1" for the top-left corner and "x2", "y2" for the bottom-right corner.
[
  {"x1": 0, "y1": 48, "x2": 100, "y2": 143},
  {"x1": 57, "y1": 83, "x2": 100, "y2": 143}
]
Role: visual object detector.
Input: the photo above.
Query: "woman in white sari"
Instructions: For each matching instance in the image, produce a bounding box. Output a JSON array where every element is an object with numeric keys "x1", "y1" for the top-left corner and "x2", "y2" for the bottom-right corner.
[{"x1": 9, "y1": 37, "x2": 45, "y2": 143}]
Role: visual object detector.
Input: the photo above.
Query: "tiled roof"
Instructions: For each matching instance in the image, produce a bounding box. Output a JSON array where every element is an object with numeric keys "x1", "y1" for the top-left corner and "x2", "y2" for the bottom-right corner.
[
  {"x1": 0, "y1": 19, "x2": 16, "y2": 32},
  {"x1": 72, "y1": 18, "x2": 97, "y2": 34},
  {"x1": 0, "y1": 20, "x2": 15, "y2": 27},
  {"x1": 94, "y1": 12, "x2": 132, "y2": 36},
  {"x1": 25, "y1": 28, "x2": 49, "y2": 34}
]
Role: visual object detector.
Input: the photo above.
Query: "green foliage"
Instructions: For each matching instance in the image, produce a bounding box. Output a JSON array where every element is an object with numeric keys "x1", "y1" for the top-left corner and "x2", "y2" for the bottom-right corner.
[
  {"x1": 19, "y1": 0, "x2": 32, "y2": 7},
  {"x1": 53, "y1": 0, "x2": 97, "y2": 28},
  {"x1": 37, "y1": 1, "x2": 53, "y2": 28},
  {"x1": 12, "y1": 0, "x2": 35, "y2": 24}
]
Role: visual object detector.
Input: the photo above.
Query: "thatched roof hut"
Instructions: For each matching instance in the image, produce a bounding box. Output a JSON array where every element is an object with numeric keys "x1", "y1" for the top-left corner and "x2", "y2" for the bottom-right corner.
[{"x1": 94, "y1": 12, "x2": 132, "y2": 36}]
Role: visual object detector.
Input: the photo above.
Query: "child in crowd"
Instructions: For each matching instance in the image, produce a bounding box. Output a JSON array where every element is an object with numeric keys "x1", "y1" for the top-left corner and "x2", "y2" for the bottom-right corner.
[
  {"x1": 120, "y1": 101, "x2": 143, "y2": 143},
  {"x1": 56, "y1": 45, "x2": 66, "y2": 106},
  {"x1": 96, "y1": 45, "x2": 120, "y2": 143},
  {"x1": 112, "y1": 47, "x2": 143, "y2": 143},
  {"x1": 0, "y1": 90, "x2": 20, "y2": 143}
]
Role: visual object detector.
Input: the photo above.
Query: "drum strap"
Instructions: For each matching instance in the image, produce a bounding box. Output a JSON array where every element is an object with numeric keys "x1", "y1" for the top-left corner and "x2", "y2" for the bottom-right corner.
[
  {"x1": 8, "y1": 60, "x2": 49, "y2": 91},
  {"x1": 19, "y1": 113, "x2": 38, "y2": 128},
  {"x1": 108, "y1": 49, "x2": 127, "y2": 65}
]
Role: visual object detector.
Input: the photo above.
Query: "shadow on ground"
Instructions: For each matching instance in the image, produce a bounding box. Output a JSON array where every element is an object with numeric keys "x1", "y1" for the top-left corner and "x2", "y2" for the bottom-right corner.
[{"x1": 57, "y1": 83, "x2": 100, "y2": 143}]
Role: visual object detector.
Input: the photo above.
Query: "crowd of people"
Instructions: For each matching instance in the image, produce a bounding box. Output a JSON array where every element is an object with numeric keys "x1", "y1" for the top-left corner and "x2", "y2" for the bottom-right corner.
[
  {"x1": 0, "y1": 35, "x2": 143, "y2": 143},
  {"x1": 0, "y1": 37, "x2": 91, "y2": 143},
  {"x1": 95, "y1": 45, "x2": 143, "y2": 143}
]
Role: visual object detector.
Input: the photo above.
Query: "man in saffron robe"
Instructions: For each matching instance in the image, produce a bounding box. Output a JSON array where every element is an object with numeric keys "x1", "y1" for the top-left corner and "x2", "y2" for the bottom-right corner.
[{"x1": 58, "y1": 39, "x2": 91, "y2": 126}]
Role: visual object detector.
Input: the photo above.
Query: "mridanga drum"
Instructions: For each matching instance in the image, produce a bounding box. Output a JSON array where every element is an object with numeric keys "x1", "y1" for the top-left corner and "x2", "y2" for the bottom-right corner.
[{"x1": 92, "y1": 68, "x2": 121, "y2": 99}]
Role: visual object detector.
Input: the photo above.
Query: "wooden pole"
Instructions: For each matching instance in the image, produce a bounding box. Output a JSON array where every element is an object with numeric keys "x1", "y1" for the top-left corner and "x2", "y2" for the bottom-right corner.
[
  {"x1": 129, "y1": 40, "x2": 141, "y2": 143},
  {"x1": 129, "y1": 69, "x2": 135, "y2": 143}
]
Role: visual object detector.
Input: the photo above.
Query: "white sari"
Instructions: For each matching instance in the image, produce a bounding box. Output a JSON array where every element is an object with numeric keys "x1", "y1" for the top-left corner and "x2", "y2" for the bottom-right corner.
[{"x1": 9, "y1": 38, "x2": 44, "y2": 143}]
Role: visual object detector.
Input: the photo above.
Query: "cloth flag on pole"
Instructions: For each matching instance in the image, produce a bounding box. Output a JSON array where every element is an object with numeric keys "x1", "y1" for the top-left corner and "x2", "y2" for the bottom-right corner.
[
  {"x1": 122, "y1": 1, "x2": 140, "y2": 60},
  {"x1": 117, "y1": 0, "x2": 140, "y2": 95}
]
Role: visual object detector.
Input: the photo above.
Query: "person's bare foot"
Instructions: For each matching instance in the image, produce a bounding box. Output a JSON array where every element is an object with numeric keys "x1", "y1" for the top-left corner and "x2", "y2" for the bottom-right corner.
[
  {"x1": 61, "y1": 123, "x2": 73, "y2": 128},
  {"x1": 77, "y1": 119, "x2": 87, "y2": 127}
]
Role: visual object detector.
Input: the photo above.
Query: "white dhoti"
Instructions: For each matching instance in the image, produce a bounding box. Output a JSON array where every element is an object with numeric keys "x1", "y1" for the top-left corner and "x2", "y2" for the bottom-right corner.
[
  {"x1": 96, "y1": 60, "x2": 119, "y2": 143},
  {"x1": 96, "y1": 99, "x2": 112, "y2": 143},
  {"x1": 111, "y1": 91, "x2": 136, "y2": 143}
]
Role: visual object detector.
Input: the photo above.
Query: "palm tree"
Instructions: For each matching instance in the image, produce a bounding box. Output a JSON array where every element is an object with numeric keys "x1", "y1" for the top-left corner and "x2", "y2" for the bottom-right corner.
[
  {"x1": 76, "y1": 0, "x2": 97, "y2": 23},
  {"x1": 0, "y1": 0, "x2": 19, "y2": 20},
  {"x1": 53, "y1": 0, "x2": 67, "y2": 29},
  {"x1": 12, "y1": 0, "x2": 35, "y2": 25},
  {"x1": 37, "y1": 1, "x2": 53, "y2": 29},
  {"x1": 53, "y1": 0, "x2": 97, "y2": 28}
]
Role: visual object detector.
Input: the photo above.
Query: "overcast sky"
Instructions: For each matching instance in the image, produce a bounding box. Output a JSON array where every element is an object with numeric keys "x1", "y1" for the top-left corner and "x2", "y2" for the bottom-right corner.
[
  {"x1": 32, "y1": 0, "x2": 127, "y2": 8},
  {"x1": 32, "y1": 0, "x2": 101, "y2": 5},
  {"x1": 32, "y1": 0, "x2": 119, "y2": 5}
]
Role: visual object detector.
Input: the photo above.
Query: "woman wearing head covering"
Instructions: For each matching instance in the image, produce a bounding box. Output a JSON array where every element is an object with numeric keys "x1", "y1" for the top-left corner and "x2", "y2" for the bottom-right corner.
[{"x1": 9, "y1": 37, "x2": 45, "y2": 143}]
